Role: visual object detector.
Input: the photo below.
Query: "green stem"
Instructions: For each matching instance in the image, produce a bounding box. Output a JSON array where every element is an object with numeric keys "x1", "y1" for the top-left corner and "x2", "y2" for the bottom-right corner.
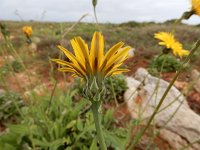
[
  {"x1": 91, "y1": 101, "x2": 107, "y2": 150},
  {"x1": 93, "y1": 7, "x2": 101, "y2": 32},
  {"x1": 110, "y1": 78, "x2": 118, "y2": 107}
]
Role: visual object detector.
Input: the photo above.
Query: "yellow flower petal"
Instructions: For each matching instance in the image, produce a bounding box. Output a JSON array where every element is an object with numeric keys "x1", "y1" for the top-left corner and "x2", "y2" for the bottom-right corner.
[
  {"x1": 90, "y1": 32, "x2": 104, "y2": 73},
  {"x1": 75, "y1": 37, "x2": 90, "y2": 63},
  {"x1": 52, "y1": 32, "x2": 131, "y2": 79},
  {"x1": 105, "y1": 68, "x2": 129, "y2": 77},
  {"x1": 154, "y1": 32, "x2": 189, "y2": 58},
  {"x1": 74, "y1": 37, "x2": 92, "y2": 73},
  {"x1": 58, "y1": 67, "x2": 84, "y2": 77},
  {"x1": 99, "y1": 42, "x2": 124, "y2": 71},
  {"x1": 192, "y1": 0, "x2": 200, "y2": 16},
  {"x1": 70, "y1": 39, "x2": 85, "y2": 66},
  {"x1": 57, "y1": 45, "x2": 86, "y2": 75},
  {"x1": 22, "y1": 26, "x2": 33, "y2": 37},
  {"x1": 104, "y1": 46, "x2": 131, "y2": 72},
  {"x1": 51, "y1": 59, "x2": 73, "y2": 68}
]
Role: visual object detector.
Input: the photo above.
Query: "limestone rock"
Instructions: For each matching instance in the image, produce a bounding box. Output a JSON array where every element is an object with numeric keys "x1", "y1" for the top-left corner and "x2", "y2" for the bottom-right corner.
[
  {"x1": 29, "y1": 43, "x2": 37, "y2": 51},
  {"x1": 128, "y1": 48, "x2": 135, "y2": 57},
  {"x1": 32, "y1": 37, "x2": 41, "y2": 44},
  {"x1": 159, "y1": 129, "x2": 193, "y2": 150},
  {"x1": 124, "y1": 68, "x2": 200, "y2": 149},
  {"x1": 4, "y1": 55, "x2": 15, "y2": 62}
]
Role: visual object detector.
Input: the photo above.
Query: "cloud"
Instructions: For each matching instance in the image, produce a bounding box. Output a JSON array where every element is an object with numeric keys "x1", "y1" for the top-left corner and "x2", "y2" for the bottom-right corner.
[{"x1": 0, "y1": 0, "x2": 199, "y2": 24}]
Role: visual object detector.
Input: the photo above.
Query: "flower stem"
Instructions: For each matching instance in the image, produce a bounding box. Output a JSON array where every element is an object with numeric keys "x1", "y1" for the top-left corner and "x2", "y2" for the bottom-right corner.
[{"x1": 91, "y1": 101, "x2": 107, "y2": 150}]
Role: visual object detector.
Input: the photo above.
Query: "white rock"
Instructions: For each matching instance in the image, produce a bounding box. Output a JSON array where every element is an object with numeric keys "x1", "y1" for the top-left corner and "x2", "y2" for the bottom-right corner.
[
  {"x1": 32, "y1": 37, "x2": 41, "y2": 44},
  {"x1": 128, "y1": 48, "x2": 135, "y2": 57},
  {"x1": 159, "y1": 129, "x2": 193, "y2": 150},
  {"x1": 4, "y1": 55, "x2": 15, "y2": 62},
  {"x1": 126, "y1": 76, "x2": 141, "y2": 89},
  {"x1": 29, "y1": 43, "x2": 37, "y2": 51},
  {"x1": 125, "y1": 68, "x2": 200, "y2": 149}
]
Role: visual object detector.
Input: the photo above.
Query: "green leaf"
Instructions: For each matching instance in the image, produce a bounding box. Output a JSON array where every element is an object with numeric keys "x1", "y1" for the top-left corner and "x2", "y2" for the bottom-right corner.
[
  {"x1": 31, "y1": 138, "x2": 50, "y2": 147},
  {"x1": 75, "y1": 124, "x2": 95, "y2": 143},
  {"x1": 104, "y1": 130, "x2": 126, "y2": 150},
  {"x1": 1, "y1": 143, "x2": 16, "y2": 150},
  {"x1": 9, "y1": 124, "x2": 29, "y2": 135},
  {"x1": 49, "y1": 138, "x2": 66, "y2": 150},
  {"x1": 66, "y1": 120, "x2": 76, "y2": 129},
  {"x1": 103, "y1": 109, "x2": 114, "y2": 127},
  {"x1": 90, "y1": 137, "x2": 98, "y2": 150},
  {"x1": 69, "y1": 100, "x2": 88, "y2": 119},
  {"x1": 77, "y1": 117, "x2": 83, "y2": 131}
]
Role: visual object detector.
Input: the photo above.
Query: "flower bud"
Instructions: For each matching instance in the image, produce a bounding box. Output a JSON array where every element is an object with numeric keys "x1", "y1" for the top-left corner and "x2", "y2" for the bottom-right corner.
[
  {"x1": 84, "y1": 77, "x2": 106, "y2": 102},
  {"x1": 92, "y1": 0, "x2": 98, "y2": 8}
]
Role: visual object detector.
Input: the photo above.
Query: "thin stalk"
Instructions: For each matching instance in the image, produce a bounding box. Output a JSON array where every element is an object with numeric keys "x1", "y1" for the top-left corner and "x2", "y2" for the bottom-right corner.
[
  {"x1": 1, "y1": 47, "x2": 25, "y2": 91},
  {"x1": 60, "y1": 13, "x2": 88, "y2": 44},
  {"x1": 110, "y1": 78, "x2": 118, "y2": 107},
  {"x1": 145, "y1": 97, "x2": 184, "y2": 150},
  {"x1": 91, "y1": 101, "x2": 107, "y2": 150},
  {"x1": 144, "y1": 55, "x2": 167, "y2": 150},
  {"x1": 127, "y1": 40, "x2": 200, "y2": 150},
  {"x1": 172, "y1": 15, "x2": 184, "y2": 33},
  {"x1": 46, "y1": 80, "x2": 57, "y2": 115},
  {"x1": 141, "y1": 54, "x2": 166, "y2": 116},
  {"x1": 4, "y1": 36, "x2": 33, "y2": 90},
  {"x1": 93, "y1": 7, "x2": 101, "y2": 31}
]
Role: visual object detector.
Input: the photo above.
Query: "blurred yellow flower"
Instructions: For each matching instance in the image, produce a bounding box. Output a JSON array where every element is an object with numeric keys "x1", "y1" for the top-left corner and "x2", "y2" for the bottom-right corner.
[
  {"x1": 192, "y1": 0, "x2": 200, "y2": 16},
  {"x1": 52, "y1": 32, "x2": 131, "y2": 79},
  {"x1": 154, "y1": 32, "x2": 189, "y2": 58},
  {"x1": 22, "y1": 26, "x2": 32, "y2": 37}
]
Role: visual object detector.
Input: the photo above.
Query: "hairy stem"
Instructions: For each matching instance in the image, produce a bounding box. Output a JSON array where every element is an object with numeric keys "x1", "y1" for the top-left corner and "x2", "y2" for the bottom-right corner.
[{"x1": 91, "y1": 101, "x2": 107, "y2": 150}]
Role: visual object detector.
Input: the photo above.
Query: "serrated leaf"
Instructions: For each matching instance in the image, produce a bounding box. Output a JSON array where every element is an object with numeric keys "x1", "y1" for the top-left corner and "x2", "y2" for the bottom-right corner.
[
  {"x1": 49, "y1": 138, "x2": 65, "y2": 150},
  {"x1": 66, "y1": 120, "x2": 76, "y2": 129},
  {"x1": 31, "y1": 138, "x2": 50, "y2": 147},
  {"x1": 9, "y1": 124, "x2": 29, "y2": 135},
  {"x1": 90, "y1": 137, "x2": 98, "y2": 150},
  {"x1": 104, "y1": 130, "x2": 126, "y2": 150},
  {"x1": 75, "y1": 124, "x2": 95, "y2": 143},
  {"x1": 77, "y1": 117, "x2": 83, "y2": 131},
  {"x1": 1, "y1": 143, "x2": 16, "y2": 150}
]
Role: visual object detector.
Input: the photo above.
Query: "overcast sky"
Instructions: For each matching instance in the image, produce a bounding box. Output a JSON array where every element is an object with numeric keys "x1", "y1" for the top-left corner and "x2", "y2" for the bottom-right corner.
[{"x1": 0, "y1": 0, "x2": 199, "y2": 24}]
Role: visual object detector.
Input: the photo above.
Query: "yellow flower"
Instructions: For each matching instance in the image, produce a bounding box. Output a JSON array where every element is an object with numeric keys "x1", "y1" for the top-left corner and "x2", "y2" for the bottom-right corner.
[
  {"x1": 192, "y1": 0, "x2": 200, "y2": 16},
  {"x1": 52, "y1": 32, "x2": 131, "y2": 79},
  {"x1": 154, "y1": 32, "x2": 189, "y2": 58},
  {"x1": 22, "y1": 26, "x2": 32, "y2": 37}
]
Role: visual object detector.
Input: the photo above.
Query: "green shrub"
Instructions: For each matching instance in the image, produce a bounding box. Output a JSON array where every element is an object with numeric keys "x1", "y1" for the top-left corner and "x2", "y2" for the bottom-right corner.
[
  {"x1": 0, "y1": 91, "x2": 23, "y2": 121},
  {"x1": 73, "y1": 74, "x2": 128, "y2": 103},
  {"x1": 11, "y1": 60, "x2": 24, "y2": 73},
  {"x1": 0, "y1": 90, "x2": 129, "y2": 150},
  {"x1": 119, "y1": 21, "x2": 155, "y2": 27},
  {"x1": 104, "y1": 75, "x2": 128, "y2": 103},
  {"x1": 148, "y1": 54, "x2": 189, "y2": 75},
  {"x1": 0, "y1": 64, "x2": 10, "y2": 77},
  {"x1": 0, "y1": 60, "x2": 24, "y2": 77}
]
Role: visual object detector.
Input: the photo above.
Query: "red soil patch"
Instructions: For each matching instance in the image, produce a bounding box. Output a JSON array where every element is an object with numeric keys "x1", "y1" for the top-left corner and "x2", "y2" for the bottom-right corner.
[{"x1": 187, "y1": 91, "x2": 200, "y2": 114}]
